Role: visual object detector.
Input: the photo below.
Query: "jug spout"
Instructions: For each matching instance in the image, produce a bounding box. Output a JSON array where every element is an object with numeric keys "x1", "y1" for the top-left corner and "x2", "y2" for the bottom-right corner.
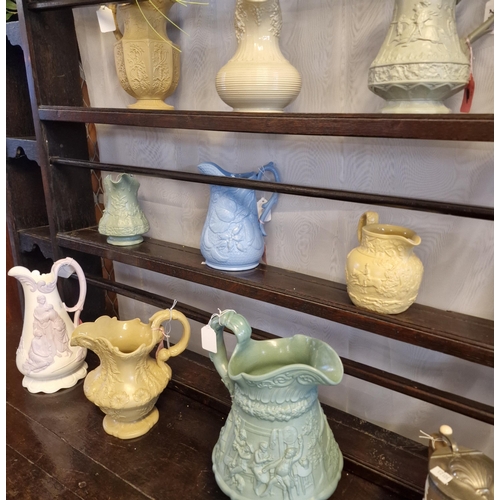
[{"x1": 8, "y1": 265, "x2": 32, "y2": 279}]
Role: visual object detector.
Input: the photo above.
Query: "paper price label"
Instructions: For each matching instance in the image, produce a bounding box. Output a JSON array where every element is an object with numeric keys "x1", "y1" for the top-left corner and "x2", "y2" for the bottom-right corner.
[
  {"x1": 485, "y1": 0, "x2": 494, "y2": 33},
  {"x1": 430, "y1": 466, "x2": 454, "y2": 485},
  {"x1": 96, "y1": 6, "x2": 116, "y2": 33},
  {"x1": 485, "y1": 0, "x2": 494, "y2": 21},
  {"x1": 257, "y1": 197, "x2": 271, "y2": 222},
  {"x1": 201, "y1": 324, "x2": 217, "y2": 353}
]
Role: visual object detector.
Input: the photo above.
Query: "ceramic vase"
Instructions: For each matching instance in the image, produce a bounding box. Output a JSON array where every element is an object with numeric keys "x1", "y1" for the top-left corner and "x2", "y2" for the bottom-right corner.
[
  {"x1": 345, "y1": 211, "x2": 423, "y2": 314},
  {"x1": 8, "y1": 257, "x2": 88, "y2": 393},
  {"x1": 208, "y1": 310, "x2": 344, "y2": 500},
  {"x1": 70, "y1": 308, "x2": 191, "y2": 439},
  {"x1": 113, "y1": 0, "x2": 180, "y2": 110},
  {"x1": 368, "y1": 0, "x2": 494, "y2": 113},
  {"x1": 98, "y1": 173, "x2": 150, "y2": 246},
  {"x1": 216, "y1": 0, "x2": 302, "y2": 112},
  {"x1": 198, "y1": 161, "x2": 280, "y2": 271}
]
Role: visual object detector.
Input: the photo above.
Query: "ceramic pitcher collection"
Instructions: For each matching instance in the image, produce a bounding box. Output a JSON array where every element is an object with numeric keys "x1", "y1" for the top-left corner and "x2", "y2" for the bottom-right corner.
[
  {"x1": 8, "y1": 1, "x2": 488, "y2": 497},
  {"x1": 112, "y1": 0, "x2": 492, "y2": 113}
]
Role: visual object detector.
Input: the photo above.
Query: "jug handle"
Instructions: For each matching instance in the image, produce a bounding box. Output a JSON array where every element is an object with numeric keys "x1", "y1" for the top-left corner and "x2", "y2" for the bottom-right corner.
[
  {"x1": 257, "y1": 162, "x2": 281, "y2": 237},
  {"x1": 208, "y1": 310, "x2": 252, "y2": 395},
  {"x1": 357, "y1": 211, "x2": 379, "y2": 243},
  {"x1": 461, "y1": 13, "x2": 494, "y2": 48},
  {"x1": 150, "y1": 309, "x2": 191, "y2": 363},
  {"x1": 52, "y1": 258, "x2": 87, "y2": 328},
  {"x1": 110, "y1": 4, "x2": 123, "y2": 41}
]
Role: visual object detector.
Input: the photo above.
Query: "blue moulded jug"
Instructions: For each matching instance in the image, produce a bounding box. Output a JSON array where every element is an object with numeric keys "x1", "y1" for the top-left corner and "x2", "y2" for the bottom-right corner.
[{"x1": 198, "y1": 161, "x2": 280, "y2": 271}]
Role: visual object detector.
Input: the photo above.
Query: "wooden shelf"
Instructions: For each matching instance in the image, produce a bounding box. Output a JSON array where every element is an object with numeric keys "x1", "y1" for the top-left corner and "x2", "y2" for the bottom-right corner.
[
  {"x1": 56, "y1": 227, "x2": 493, "y2": 367},
  {"x1": 52, "y1": 158, "x2": 494, "y2": 220},
  {"x1": 83, "y1": 273, "x2": 494, "y2": 424},
  {"x1": 39, "y1": 106, "x2": 494, "y2": 142},
  {"x1": 6, "y1": 316, "x2": 428, "y2": 500},
  {"x1": 18, "y1": 226, "x2": 53, "y2": 259},
  {"x1": 7, "y1": 137, "x2": 38, "y2": 162}
]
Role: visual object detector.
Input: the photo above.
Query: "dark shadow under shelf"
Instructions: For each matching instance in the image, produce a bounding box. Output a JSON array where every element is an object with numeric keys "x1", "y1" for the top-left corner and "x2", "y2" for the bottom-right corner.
[
  {"x1": 53, "y1": 226, "x2": 493, "y2": 367},
  {"x1": 39, "y1": 106, "x2": 494, "y2": 142}
]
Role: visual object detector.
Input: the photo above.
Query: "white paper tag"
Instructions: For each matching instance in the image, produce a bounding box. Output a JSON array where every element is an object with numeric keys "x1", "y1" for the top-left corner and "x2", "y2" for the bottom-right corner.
[
  {"x1": 96, "y1": 5, "x2": 116, "y2": 33},
  {"x1": 201, "y1": 324, "x2": 217, "y2": 353},
  {"x1": 430, "y1": 466, "x2": 454, "y2": 485},
  {"x1": 257, "y1": 197, "x2": 271, "y2": 222},
  {"x1": 485, "y1": 0, "x2": 494, "y2": 33},
  {"x1": 57, "y1": 264, "x2": 74, "y2": 278}
]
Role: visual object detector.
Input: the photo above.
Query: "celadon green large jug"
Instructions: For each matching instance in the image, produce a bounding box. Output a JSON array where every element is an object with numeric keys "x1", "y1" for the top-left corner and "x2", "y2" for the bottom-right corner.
[{"x1": 209, "y1": 310, "x2": 344, "y2": 500}]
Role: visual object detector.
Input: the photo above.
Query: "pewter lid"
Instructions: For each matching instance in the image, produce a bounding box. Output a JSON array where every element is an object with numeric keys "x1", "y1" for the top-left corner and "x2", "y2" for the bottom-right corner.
[{"x1": 428, "y1": 425, "x2": 494, "y2": 500}]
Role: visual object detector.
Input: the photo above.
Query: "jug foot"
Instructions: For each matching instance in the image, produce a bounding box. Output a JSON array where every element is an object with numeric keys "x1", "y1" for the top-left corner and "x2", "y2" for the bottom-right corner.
[
  {"x1": 380, "y1": 100, "x2": 450, "y2": 114},
  {"x1": 231, "y1": 107, "x2": 285, "y2": 113},
  {"x1": 127, "y1": 99, "x2": 174, "y2": 110},
  {"x1": 22, "y1": 362, "x2": 88, "y2": 394},
  {"x1": 204, "y1": 260, "x2": 260, "y2": 272},
  {"x1": 103, "y1": 407, "x2": 159, "y2": 439},
  {"x1": 106, "y1": 235, "x2": 144, "y2": 246}
]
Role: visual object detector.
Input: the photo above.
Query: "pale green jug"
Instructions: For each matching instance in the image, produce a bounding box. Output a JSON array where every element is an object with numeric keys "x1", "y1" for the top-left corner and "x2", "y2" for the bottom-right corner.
[{"x1": 209, "y1": 310, "x2": 344, "y2": 500}]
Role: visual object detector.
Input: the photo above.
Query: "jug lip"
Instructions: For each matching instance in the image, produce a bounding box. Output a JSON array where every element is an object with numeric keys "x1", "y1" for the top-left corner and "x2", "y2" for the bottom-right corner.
[
  {"x1": 72, "y1": 316, "x2": 157, "y2": 356},
  {"x1": 231, "y1": 362, "x2": 336, "y2": 385},
  {"x1": 362, "y1": 223, "x2": 421, "y2": 244},
  {"x1": 8, "y1": 266, "x2": 54, "y2": 282},
  {"x1": 227, "y1": 334, "x2": 343, "y2": 385},
  {"x1": 198, "y1": 162, "x2": 258, "y2": 180}
]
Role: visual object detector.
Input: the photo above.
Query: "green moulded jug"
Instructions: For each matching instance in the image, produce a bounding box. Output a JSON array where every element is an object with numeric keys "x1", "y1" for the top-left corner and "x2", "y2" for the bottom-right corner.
[{"x1": 209, "y1": 310, "x2": 344, "y2": 500}]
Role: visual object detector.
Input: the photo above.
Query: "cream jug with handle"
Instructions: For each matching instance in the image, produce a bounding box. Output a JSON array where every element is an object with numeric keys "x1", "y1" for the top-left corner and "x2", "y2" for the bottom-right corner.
[
  {"x1": 70, "y1": 308, "x2": 191, "y2": 439},
  {"x1": 345, "y1": 211, "x2": 424, "y2": 314},
  {"x1": 8, "y1": 257, "x2": 88, "y2": 393}
]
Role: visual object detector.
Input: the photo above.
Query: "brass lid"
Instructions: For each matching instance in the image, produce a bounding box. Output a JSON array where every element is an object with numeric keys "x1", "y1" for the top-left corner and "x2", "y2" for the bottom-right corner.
[{"x1": 427, "y1": 425, "x2": 493, "y2": 500}]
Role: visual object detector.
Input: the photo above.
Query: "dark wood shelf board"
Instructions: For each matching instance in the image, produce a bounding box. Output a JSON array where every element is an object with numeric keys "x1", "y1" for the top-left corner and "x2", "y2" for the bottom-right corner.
[
  {"x1": 28, "y1": 0, "x2": 164, "y2": 10},
  {"x1": 52, "y1": 158, "x2": 493, "y2": 220},
  {"x1": 39, "y1": 106, "x2": 494, "y2": 142},
  {"x1": 57, "y1": 227, "x2": 493, "y2": 366},
  {"x1": 18, "y1": 225, "x2": 53, "y2": 259},
  {"x1": 6, "y1": 315, "x2": 425, "y2": 499},
  {"x1": 84, "y1": 273, "x2": 494, "y2": 424},
  {"x1": 7, "y1": 136, "x2": 39, "y2": 162}
]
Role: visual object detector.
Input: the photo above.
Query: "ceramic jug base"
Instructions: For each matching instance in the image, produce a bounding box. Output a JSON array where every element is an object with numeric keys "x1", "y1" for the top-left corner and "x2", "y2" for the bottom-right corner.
[
  {"x1": 106, "y1": 235, "x2": 144, "y2": 246},
  {"x1": 22, "y1": 361, "x2": 88, "y2": 394},
  {"x1": 205, "y1": 260, "x2": 260, "y2": 272},
  {"x1": 103, "y1": 406, "x2": 159, "y2": 439},
  {"x1": 232, "y1": 107, "x2": 285, "y2": 113},
  {"x1": 127, "y1": 100, "x2": 174, "y2": 110},
  {"x1": 380, "y1": 100, "x2": 450, "y2": 114},
  {"x1": 213, "y1": 452, "x2": 343, "y2": 500}
]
